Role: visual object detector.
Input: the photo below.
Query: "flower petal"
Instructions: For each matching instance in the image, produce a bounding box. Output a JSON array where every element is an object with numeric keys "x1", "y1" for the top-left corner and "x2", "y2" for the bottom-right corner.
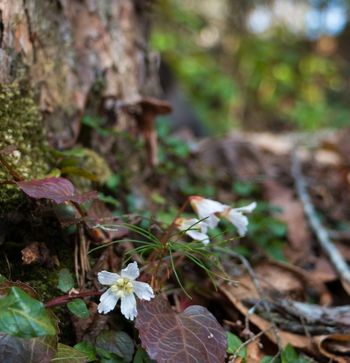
[
  {"x1": 233, "y1": 202, "x2": 257, "y2": 214},
  {"x1": 97, "y1": 288, "x2": 119, "y2": 314},
  {"x1": 120, "y1": 293, "x2": 137, "y2": 320},
  {"x1": 97, "y1": 271, "x2": 120, "y2": 286},
  {"x1": 226, "y1": 210, "x2": 249, "y2": 237},
  {"x1": 133, "y1": 281, "x2": 155, "y2": 300},
  {"x1": 120, "y1": 261, "x2": 140, "y2": 280},
  {"x1": 190, "y1": 197, "x2": 226, "y2": 228},
  {"x1": 186, "y1": 230, "x2": 210, "y2": 245},
  {"x1": 176, "y1": 218, "x2": 208, "y2": 233},
  {"x1": 175, "y1": 217, "x2": 200, "y2": 231},
  {"x1": 204, "y1": 214, "x2": 220, "y2": 229}
]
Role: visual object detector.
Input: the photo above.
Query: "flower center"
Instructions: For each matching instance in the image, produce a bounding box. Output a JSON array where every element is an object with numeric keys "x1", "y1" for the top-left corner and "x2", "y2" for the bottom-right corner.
[{"x1": 110, "y1": 278, "x2": 134, "y2": 297}]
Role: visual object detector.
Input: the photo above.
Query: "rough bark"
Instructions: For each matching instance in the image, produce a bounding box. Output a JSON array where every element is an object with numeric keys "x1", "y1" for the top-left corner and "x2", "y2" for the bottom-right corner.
[{"x1": 0, "y1": 0, "x2": 159, "y2": 148}]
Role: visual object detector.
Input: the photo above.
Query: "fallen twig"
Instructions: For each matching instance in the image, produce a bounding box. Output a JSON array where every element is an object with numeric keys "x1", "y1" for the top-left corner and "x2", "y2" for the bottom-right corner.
[
  {"x1": 229, "y1": 326, "x2": 273, "y2": 363},
  {"x1": 291, "y1": 148, "x2": 350, "y2": 286},
  {"x1": 215, "y1": 247, "x2": 282, "y2": 361}
]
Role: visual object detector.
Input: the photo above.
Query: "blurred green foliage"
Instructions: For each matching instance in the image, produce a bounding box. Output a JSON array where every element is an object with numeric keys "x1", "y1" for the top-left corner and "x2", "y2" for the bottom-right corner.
[
  {"x1": 151, "y1": 0, "x2": 350, "y2": 132},
  {"x1": 151, "y1": 1, "x2": 239, "y2": 133}
]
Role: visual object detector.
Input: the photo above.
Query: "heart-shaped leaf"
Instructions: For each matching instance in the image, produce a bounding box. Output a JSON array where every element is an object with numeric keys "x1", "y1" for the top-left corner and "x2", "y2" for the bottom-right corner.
[
  {"x1": 0, "y1": 287, "x2": 57, "y2": 338},
  {"x1": 0, "y1": 333, "x2": 57, "y2": 363},
  {"x1": 16, "y1": 177, "x2": 97, "y2": 204},
  {"x1": 67, "y1": 299, "x2": 89, "y2": 319},
  {"x1": 96, "y1": 330, "x2": 134, "y2": 362},
  {"x1": 74, "y1": 341, "x2": 97, "y2": 362},
  {"x1": 57, "y1": 268, "x2": 75, "y2": 293},
  {"x1": 135, "y1": 297, "x2": 227, "y2": 363}
]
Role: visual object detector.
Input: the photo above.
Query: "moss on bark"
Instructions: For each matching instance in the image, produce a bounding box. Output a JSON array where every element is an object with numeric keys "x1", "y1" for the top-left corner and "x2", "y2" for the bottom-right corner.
[{"x1": 0, "y1": 83, "x2": 49, "y2": 211}]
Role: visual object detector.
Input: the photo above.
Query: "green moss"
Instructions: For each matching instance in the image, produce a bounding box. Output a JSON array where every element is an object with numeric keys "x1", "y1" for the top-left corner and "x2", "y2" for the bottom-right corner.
[
  {"x1": 68, "y1": 148, "x2": 112, "y2": 191},
  {"x1": 0, "y1": 83, "x2": 49, "y2": 209},
  {"x1": 24, "y1": 266, "x2": 59, "y2": 301}
]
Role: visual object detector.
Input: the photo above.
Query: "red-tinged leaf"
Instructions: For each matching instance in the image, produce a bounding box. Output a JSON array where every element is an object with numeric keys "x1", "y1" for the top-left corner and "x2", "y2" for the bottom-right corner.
[
  {"x1": 0, "y1": 333, "x2": 57, "y2": 363},
  {"x1": 135, "y1": 297, "x2": 227, "y2": 363},
  {"x1": 70, "y1": 191, "x2": 98, "y2": 204},
  {"x1": 16, "y1": 177, "x2": 97, "y2": 204}
]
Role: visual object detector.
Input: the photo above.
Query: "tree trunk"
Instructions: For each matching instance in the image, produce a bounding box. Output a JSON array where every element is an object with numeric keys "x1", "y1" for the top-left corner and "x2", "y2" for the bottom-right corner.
[{"x1": 0, "y1": 0, "x2": 159, "y2": 148}]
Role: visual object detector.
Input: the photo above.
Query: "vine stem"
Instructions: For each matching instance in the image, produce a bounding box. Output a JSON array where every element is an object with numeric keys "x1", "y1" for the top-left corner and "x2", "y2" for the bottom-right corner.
[{"x1": 44, "y1": 290, "x2": 102, "y2": 308}]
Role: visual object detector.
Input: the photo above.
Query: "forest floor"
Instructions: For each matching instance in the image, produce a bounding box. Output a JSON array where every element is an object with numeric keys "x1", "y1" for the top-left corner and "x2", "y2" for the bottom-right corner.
[{"x1": 2, "y1": 123, "x2": 350, "y2": 363}]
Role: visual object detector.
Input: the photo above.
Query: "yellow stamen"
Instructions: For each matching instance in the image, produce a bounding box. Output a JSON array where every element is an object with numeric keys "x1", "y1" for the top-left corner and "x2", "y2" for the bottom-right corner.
[{"x1": 111, "y1": 278, "x2": 134, "y2": 297}]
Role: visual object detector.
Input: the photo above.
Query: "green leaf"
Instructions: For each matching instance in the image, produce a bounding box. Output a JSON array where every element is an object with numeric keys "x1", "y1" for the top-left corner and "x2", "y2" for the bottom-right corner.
[
  {"x1": 281, "y1": 344, "x2": 310, "y2": 363},
  {"x1": 51, "y1": 343, "x2": 87, "y2": 362},
  {"x1": 133, "y1": 347, "x2": 156, "y2": 363},
  {"x1": 57, "y1": 269, "x2": 75, "y2": 293},
  {"x1": 67, "y1": 299, "x2": 89, "y2": 319},
  {"x1": 96, "y1": 347, "x2": 125, "y2": 363},
  {"x1": 0, "y1": 287, "x2": 57, "y2": 338},
  {"x1": 281, "y1": 344, "x2": 298, "y2": 362},
  {"x1": 74, "y1": 341, "x2": 96, "y2": 362},
  {"x1": 259, "y1": 357, "x2": 276, "y2": 363},
  {"x1": 226, "y1": 332, "x2": 246, "y2": 359},
  {"x1": 96, "y1": 330, "x2": 134, "y2": 363},
  {"x1": 60, "y1": 166, "x2": 98, "y2": 181}
]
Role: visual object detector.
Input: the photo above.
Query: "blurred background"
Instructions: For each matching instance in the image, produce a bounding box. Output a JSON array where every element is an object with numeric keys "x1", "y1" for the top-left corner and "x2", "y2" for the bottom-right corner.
[{"x1": 151, "y1": 0, "x2": 350, "y2": 135}]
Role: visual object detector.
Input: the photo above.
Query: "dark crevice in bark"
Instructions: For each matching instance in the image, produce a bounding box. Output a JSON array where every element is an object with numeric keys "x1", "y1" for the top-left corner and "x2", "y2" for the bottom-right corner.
[{"x1": 0, "y1": 10, "x2": 3, "y2": 49}]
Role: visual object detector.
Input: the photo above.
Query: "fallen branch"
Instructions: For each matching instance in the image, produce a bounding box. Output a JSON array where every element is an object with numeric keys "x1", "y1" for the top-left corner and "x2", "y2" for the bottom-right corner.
[{"x1": 291, "y1": 148, "x2": 350, "y2": 286}]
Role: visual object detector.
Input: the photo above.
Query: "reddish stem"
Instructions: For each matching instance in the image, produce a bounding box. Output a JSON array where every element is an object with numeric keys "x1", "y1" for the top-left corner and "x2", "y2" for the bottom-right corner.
[
  {"x1": 161, "y1": 198, "x2": 189, "y2": 245},
  {"x1": 44, "y1": 290, "x2": 102, "y2": 308},
  {"x1": 148, "y1": 198, "x2": 190, "y2": 288}
]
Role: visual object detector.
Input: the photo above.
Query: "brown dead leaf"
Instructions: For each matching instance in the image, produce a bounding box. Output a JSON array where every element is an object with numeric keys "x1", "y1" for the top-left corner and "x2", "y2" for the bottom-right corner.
[
  {"x1": 246, "y1": 340, "x2": 265, "y2": 363},
  {"x1": 221, "y1": 281, "x2": 315, "y2": 353},
  {"x1": 264, "y1": 181, "x2": 312, "y2": 261},
  {"x1": 221, "y1": 258, "x2": 350, "y2": 361},
  {"x1": 315, "y1": 334, "x2": 350, "y2": 363},
  {"x1": 21, "y1": 242, "x2": 58, "y2": 267}
]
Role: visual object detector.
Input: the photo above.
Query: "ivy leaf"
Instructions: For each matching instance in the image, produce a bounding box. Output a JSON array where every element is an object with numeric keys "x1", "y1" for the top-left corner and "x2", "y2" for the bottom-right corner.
[
  {"x1": 0, "y1": 287, "x2": 57, "y2": 338},
  {"x1": 51, "y1": 343, "x2": 87, "y2": 362},
  {"x1": 135, "y1": 297, "x2": 227, "y2": 363},
  {"x1": 74, "y1": 341, "x2": 97, "y2": 362},
  {"x1": 67, "y1": 299, "x2": 89, "y2": 319},
  {"x1": 0, "y1": 333, "x2": 57, "y2": 363},
  {"x1": 133, "y1": 347, "x2": 156, "y2": 363},
  {"x1": 226, "y1": 332, "x2": 246, "y2": 359},
  {"x1": 281, "y1": 344, "x2": 310, "y2": 363},
  {"x1": 57, "y1": 268, "x2": 75, "y2": 293},
  {"x1": 16, "y1": 177, "x2": 97, "y2": 204},
  {"x1": 96, "y1": 330, "x2": 134, "y2": 363}
]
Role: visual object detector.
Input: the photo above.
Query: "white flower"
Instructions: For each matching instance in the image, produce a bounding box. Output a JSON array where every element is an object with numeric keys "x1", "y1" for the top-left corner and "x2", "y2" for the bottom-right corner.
[
  {"x1": 97, "y1": 262, "x2": 154, "y2": 320},
  {"x1": 189, "y1": 196, "x2": 257, "y2": 237},
  {"x1": 189, "y1": 196, "x2": 226, "y2": 228},
  {"x1": 221, "y1": 202, "x2": 257, "y2": 237},
  {"x1": 175, "y1": 217, "x2": 210, "y2": 245}
]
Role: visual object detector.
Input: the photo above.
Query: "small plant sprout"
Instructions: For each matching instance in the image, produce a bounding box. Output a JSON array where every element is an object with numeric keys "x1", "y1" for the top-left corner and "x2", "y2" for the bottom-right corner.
[
  {"x1": 97, "y1": 261, "x2": 154, "y2": 320},
  {"x1": 175, "y1": 217, "x2": 210, "y2": 245},
  {"x1": 189, "y1": 196, "x2": 257, "y2": 237}
]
